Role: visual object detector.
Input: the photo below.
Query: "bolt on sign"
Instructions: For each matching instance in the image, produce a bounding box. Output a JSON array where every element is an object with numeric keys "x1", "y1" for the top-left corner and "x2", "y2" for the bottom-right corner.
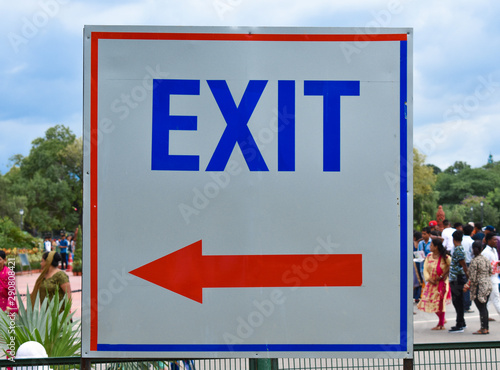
[{"x1": 82, "y1": 26, "x2": 413, "y2": 359}]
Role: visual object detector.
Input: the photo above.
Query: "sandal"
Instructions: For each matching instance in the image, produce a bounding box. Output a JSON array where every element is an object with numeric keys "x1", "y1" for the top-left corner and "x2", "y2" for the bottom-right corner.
[
  {"x1": 473, "y1": 329, "x2": 489, "y2": 335},
  {"x1": 431, "y1": 325, "x2": 445, "y2": 330}
]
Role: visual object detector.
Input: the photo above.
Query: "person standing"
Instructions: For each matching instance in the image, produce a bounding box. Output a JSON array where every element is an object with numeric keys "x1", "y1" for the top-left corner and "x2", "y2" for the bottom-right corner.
[
  {"x1": 472, "y1": 222, "x2": 484, "y2": 241},
  {"x1": 31, "y1": 252, "x2": 72, "y2": 306},
  {"x1": 462, "y1": 224, "x2": 475, "y2": 313},
  {"x1": 418, "y1": 238, "x2": 451, "y2": 330},
  {"x1": 417, "y1": 226, "x2": 433, "y2": 283},
  {"x1": 429, "y1": 220, "x2": 438, "y2": 233},
  {"x1": 442, "y1": 220, "x2": 456, "y2": 254},
  {"x1": 43, "y1": 236, "x2": 52, "y2": 253},
  {"x1": 59, "y1": 234, "x2": 68, "y2": 270},
  {"x1": 481, "y1": 232, "x2": 500, "y2": 320},
  {"x1": 448, "y1": 230, "x2": 469, "y2": 333},
  {"x1": 0, "y1": 251, "x2": 18, "y2": 313},
  {"x1": 464, "y1": 241, "x2": 492, "y2": 335},
  {"x1": 413, "y1": 231, "x2": 424, "y2": 302},
  {"x1": 419, "y1": 227, "x2": 433, "y2": 256}
]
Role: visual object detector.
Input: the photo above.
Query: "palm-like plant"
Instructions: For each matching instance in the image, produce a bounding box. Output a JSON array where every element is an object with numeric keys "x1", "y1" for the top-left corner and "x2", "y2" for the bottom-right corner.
[{"x1": 0, "y1": 289, "x2": 80, "y2": 357}]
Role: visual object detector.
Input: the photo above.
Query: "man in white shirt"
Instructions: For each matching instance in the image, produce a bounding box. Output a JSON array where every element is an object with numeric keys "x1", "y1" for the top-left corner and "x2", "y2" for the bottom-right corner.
[
  {"x1": 43, "y1": 236, "x2": 52, "y2": 253},
  {"x1": 481, "y1": 233, "x2": 500, "y2": 317},
  {"x1": 462, "y1": 224, "x2": 474, "y2": 312},
  {"x1": 441, "y1": 219, "x2": 456, "y2": 254}
]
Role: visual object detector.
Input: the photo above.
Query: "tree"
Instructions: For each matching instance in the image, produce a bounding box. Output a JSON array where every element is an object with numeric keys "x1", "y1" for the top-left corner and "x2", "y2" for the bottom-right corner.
[
  {"x1": 443, "y1": 161, "x2": 471, "y2": 175},
  {"x1": 435, "y1": 162, "x2": 500, "y2": 205},
  {"x1": 443, "y1": 196, "x2": 499, "y2": 227},
  {"x1": 7, "y1": 125, "x2": 82, "y2": 234},
  {"x1": 0, "y1": 217, "x2": 39, "y2": 250},
  {"x1": 426, "y1": 164, "x2": 442, "y2": 175},
  {"x1": 413, "y1": 148, "x2": 438, "y2": 229},
  {"x1": 0, "y1": 170, "x2": 27, "y2": 225}
]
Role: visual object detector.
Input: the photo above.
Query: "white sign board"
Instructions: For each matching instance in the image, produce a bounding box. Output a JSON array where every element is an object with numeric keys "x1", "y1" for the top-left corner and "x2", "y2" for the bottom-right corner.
[{"x1": 82, "y1": 26, "x2": 413, "y2": 359}]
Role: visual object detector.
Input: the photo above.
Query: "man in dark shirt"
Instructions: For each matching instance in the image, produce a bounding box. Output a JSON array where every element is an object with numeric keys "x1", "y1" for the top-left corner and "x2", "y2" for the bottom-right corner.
[
  {"x1": 449, "y1": 230, "x2": 469, "y2": 333},
  {"x1": 472, "y1": 222, "x2": 485, "y2": 242},
  {"x1": 59, "y1": 234, "x2": 69, "y2": 270}
]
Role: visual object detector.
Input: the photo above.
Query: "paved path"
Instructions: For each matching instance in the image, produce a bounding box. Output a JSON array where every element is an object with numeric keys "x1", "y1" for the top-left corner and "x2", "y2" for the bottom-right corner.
[{"x1": 413, "y1": 300, "x2": 500, "y2": 343}]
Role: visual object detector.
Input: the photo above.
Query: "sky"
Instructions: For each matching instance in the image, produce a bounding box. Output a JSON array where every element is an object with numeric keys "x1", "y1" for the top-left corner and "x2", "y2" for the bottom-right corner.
[{"x1": 1, "y1": 0, "x2": 500, "y2": 174}]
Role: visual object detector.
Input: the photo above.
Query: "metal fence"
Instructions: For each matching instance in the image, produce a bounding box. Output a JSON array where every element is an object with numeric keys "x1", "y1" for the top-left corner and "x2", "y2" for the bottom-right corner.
[{"x1": 1, "y1": 342, "x2": 499, "y2": 369}]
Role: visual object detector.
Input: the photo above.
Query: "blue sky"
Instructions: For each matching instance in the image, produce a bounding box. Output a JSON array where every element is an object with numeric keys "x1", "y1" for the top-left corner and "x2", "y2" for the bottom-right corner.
[{"x1": 1, "y1": 0, "x2": 500, "y2": 174}]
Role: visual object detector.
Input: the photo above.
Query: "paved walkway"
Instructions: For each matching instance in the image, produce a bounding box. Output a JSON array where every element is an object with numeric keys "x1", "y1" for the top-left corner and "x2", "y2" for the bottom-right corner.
[
  {"x1": 413, "y1": 300, "x2": 500, "y2": 343},
  {"x1": 15, "y1": 271, "x2": 82, "y2": 321}
]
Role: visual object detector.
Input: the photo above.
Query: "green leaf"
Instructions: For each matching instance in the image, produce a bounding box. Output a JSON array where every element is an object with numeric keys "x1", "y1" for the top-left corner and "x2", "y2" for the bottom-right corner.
[{"x1": 0, "y1": 287, "x2": 80, "y2": 357}]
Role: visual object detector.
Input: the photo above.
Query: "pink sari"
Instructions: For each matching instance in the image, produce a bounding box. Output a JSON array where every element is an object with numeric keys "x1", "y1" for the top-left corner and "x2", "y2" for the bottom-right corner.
[
  {"x1": 436, "y1": 255, "x2": 449, "y2": 312},
  {"x1": 417, "y1": 253, "x2": 451, "y2": 314}
]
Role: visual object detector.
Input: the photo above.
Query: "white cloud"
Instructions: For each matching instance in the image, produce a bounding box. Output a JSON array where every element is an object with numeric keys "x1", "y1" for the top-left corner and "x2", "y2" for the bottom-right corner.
[{"x1": 414, "y1": 112, "x2": 500, "y2": 170}]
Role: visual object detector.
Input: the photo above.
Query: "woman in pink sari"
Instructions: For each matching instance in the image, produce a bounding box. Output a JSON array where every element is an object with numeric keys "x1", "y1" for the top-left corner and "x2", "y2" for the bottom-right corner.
[
  {"x1": 0, "y1": 250, "x2": 18, "y2": 313},
  {"x1": 417, "y1": 238, "x2": 451, "y2": 330}
]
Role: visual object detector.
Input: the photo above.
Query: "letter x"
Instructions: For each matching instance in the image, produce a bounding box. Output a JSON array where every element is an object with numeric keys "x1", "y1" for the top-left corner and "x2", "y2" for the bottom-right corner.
[{"x1": 206, "y1": 80, "x2": 269, "y2": 171}]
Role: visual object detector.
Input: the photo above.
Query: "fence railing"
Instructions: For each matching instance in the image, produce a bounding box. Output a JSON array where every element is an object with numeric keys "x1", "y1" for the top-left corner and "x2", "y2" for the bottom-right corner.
[{"x1": 2, "y1": 342, "x2": 499, "y2": 369}]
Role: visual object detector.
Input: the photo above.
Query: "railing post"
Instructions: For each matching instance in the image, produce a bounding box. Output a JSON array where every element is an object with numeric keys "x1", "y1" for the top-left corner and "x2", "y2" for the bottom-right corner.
[
  {"x1": 403, "y1": 358, "x2": 413, "y2": 370},
  {"x1": 249, "y1": 358, "x2": 278, "y2": 370},
  {"x1": 81, "y1": 357, "x2": 92, "y2": 370}
]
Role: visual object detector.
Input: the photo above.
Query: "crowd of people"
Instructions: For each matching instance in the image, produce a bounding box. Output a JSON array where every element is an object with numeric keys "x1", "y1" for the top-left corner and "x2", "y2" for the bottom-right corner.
[
  {"x1": 414, "y1": 220, "x2": 500, "y2": 335},
  {"x1": 43, "y1": 233, "x2": 76, "y2": 271}
]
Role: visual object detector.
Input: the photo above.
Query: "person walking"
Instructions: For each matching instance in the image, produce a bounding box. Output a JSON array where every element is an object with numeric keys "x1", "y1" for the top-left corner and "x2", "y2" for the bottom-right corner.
[
  {"x1": 464, "y1": 241, "x2": 492, "y2": 335},
  {"x1": 442, "y1": 220, "x2": 456, "y2": 254},
  {"x1": 481, "y1": 232, "x2": 500, "y2": 320},
  {"x1": 59, "y1": 234, "x2": 69, "y2": 270},
  {"x1": 418, "y1": 238, "x2": 451, "y2": 330},
  {"x1": 448, "y1": 230, "x2": 469, "y2": 333},
  {"x1": 30, "y1": 251, "x2": 72, "y2": 306},
  {"x1": 462, "y1": 224, "x2": 475, "y2": 313}
]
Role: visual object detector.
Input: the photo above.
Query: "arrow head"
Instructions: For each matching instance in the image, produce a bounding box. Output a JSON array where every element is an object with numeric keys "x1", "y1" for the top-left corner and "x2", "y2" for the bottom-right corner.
[{"x1": 129, "y1": 240, "x2": 204, "y2": 303}]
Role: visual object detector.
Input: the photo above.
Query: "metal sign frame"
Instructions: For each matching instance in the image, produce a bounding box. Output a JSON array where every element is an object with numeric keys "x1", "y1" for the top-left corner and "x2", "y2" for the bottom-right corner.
[{"x1": 82, "y1": 26, "x2": 413, "y2": 359}]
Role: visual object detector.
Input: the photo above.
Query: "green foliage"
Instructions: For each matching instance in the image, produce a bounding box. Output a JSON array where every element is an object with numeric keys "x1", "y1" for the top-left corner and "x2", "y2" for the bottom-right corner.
[
  {"x1": 72, "y1": 226, "x2": 83, "y2": 273},
  {"x1": 435, "y1": 162, "x2": 500, "y2": 205},
  {"x1": 2, "y1": 125, "x2": 83, "y2": 234},
  {"x1": 441, "y1": 196, "x2": 499, "y2": 228},
  {"x1": 413, "y1": 149, "x2": 438, "y2": 229},
  {"x1": 0, "y1": 172, "x2": 27, "y2": 225},
  {"x1": 0, "y1": 289, "x2": 80, "y2": 358},
  {"x1": 7, "y1": 252, "x2": 43, "y2": 271},
  {"x1": 487, "y1": 187, "x2": 500, "y2": 210},
  {"x1": 426, "y1": 164, "x2": 442, "y2": 175},
  {"x1": 0, "y1": 217, "x2": 40, "y2": 250}
]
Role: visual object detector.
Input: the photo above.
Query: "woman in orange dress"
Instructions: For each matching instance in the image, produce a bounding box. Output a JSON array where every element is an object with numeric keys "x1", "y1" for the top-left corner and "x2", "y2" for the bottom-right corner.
[{"x1": 417, "y1": 238, "x2": 452, "y2": 330}]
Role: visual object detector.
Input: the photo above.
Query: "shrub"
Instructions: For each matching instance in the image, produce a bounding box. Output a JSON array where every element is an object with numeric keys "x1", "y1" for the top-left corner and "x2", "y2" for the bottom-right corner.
[{"x1": 0, "y1": 289, "x2": 80, "y2": 357}]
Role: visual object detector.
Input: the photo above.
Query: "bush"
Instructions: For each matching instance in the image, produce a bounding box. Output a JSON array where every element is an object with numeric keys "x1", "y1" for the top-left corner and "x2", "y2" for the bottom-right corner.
[
  {"x1": 0, "y1": 217, "x2": 41, "y2": 251},
  {"x1": 2, "y1": 250, "x2": 43, "y2": 271},
  {"x1": 72, "y1": 225, "x2": 82, "y2": 273},
  {"x1": 0, "y1": 289, "x2": 80, "y2": 357}
]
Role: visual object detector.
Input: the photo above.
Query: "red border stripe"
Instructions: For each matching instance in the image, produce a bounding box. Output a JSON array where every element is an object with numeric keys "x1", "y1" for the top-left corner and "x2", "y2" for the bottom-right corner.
[
  {"x1": 92, "y1": 32, "x2": 407, "y2": 42},
  {"x1": 90, "y1": 32, "x2": 99, "y2": 351}
]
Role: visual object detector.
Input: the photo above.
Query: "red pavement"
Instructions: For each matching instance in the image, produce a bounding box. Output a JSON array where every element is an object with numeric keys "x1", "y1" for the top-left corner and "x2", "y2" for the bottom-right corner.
[{"x1": 15, "y1": 271, "x2": 82, "y2": 321}]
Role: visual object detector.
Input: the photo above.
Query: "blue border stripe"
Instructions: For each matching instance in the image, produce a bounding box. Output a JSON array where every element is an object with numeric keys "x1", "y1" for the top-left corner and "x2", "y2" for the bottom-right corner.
[
  {"x1": 399, "y1": 39, "x2": 408, "y2": 351},
  {"x1": 98, "y1": 344, "x2": 407, "y2": 352},
  {"x1": 97, "y1": 38, "x2": 409, "y2": 354}
]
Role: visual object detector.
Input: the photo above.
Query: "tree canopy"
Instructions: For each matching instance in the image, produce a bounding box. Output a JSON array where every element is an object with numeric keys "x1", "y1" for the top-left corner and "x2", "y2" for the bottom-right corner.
[
  {"x1": 418, "y1": 153, "x2": 500, "y2": 229},
  {"x1": 0, "y1": 125, "x2": 82, "y2": 235}
]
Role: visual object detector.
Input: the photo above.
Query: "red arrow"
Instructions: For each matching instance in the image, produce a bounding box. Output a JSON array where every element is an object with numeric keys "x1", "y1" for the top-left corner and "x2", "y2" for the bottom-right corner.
[{"x1": 129, "y1": 240, "x2": 362, "y2": 303}]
